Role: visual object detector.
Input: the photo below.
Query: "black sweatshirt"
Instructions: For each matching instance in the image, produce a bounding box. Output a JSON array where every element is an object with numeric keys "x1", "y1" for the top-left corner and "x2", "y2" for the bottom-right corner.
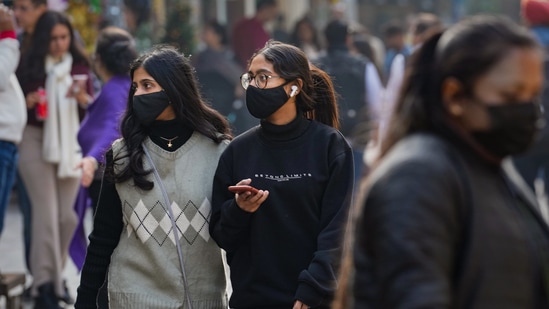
[{"x1": 210, "y1": 115, "x2": 354, "y2": 309}]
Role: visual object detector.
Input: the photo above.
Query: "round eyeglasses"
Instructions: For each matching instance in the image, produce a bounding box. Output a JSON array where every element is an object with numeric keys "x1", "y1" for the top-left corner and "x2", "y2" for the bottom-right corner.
[{"x1": 240, "y1": 72, "x2": 282, "y2": 90}]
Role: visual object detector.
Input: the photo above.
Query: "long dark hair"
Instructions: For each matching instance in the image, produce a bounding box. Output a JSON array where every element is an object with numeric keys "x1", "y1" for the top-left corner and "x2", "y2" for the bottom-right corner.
[
  {"x1": 333, "y1": 15, "x2": 540, "y2": 309},
  {"x1": 113, "y1": 45, "x2": 232, "y2": 190},
  {"x1": 95, "y1": 27, "x2": 138, "y2": 76},
  {"x1": 18, "y1": 10, "x2": 89, "y2": 85},
  {"x1": 252, "y1": 40, "x2": 339, "y2": 128}
]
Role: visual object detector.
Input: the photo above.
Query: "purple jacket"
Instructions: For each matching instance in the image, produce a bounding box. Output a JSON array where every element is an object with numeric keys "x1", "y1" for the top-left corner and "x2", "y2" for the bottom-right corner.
[{"x1": 77, "y1": 75, "x2": 130, "y2": 163}]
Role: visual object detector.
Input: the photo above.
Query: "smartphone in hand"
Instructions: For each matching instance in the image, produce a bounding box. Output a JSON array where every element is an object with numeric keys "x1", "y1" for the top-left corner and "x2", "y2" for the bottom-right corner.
[{"x1": 228, "y1": 185, "x2": 259, "y2": 194}]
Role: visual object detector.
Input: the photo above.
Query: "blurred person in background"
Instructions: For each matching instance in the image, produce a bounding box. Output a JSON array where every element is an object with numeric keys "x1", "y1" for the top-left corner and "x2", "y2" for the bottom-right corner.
[
  {"x1": 335, "y1": 15, "x2": 549, "y2": 308},
  {"x1": 211, "y1": 41, "x2": 354, "y2": 309},
  {"x1": 75, "y1": 45, "x2": 231, "y2": 309},
  {"x1": 11, "y1": 0, "x2": 47, "y2": 280},
  {"x1": 193, "y1": 19, "x2": 255, "y2": 135},
  {"x1": 381, "y1": 20, "x2": 411, "y2": 84},
  {"x1": 231, "y1": 0, "x2": 278, "y2": 68},
  {"x1": 122, "y1": 0, "x2": 151, "y2": 53},
  {"x1": 12, "y1": 0, "x2": 46, "y2": 51},
  {"x1": 513, "y1": 0, "x2": 549, "y2": 205},
  {"x1": 375, "y1": 13, "x2": 443, "y2": 157},
  {"x1": 0, "y1": 3, "x2": 26, "y2": 238},
  {"x1": 69, "y1": 27, "x2": 138, "y2": 304},
  {"x1": 16, "y1": 10, "x2": 92, "y2": 308},
  {"x1": 289, "y1": 16, "x2": 322, "y2": 61},
  {"x1": 316, "y1": 19, "x2": 383, "y2": 182}
]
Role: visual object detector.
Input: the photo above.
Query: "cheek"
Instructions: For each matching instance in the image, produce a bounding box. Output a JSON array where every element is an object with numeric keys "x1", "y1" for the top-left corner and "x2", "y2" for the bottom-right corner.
[{"x1": 461, "y1": 104, "x2": 492, "y2": 131}]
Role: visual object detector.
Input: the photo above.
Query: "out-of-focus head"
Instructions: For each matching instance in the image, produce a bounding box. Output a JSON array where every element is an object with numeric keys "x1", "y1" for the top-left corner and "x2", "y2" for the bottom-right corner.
[
  {"x1": 13, "y1": 0, "x2": 46, "y2": 33},
  {"x1": 122, "y1": 0, "x2": 151, "y2": 33},
  {"x1": 255, "y1": 0, "x2": 278, "y2": 23},
  {"x1": 386, "y1": 15, "x2": 544, "y2": 158},
  {"x1": 521, "y1": 0, "x2": 549, "y2": 26},
  {"x1": 94, "y1": 26, "x2": 137, "y2": 76},
  {"x1": 412, "y1": 13, "x2": 442, "y2": 46},
  {"x1": 324, "y1": 19, "x2": 349, "y2": 47},
  {"x1": 33, "y1": 10, "x2": 74, "y2": 59},
  {"x1": 202, "y1": 19, "x2": 229, "y2": 47},
  {"x1": 382, "y1": 20, "x2": 406, "y2": 50}
]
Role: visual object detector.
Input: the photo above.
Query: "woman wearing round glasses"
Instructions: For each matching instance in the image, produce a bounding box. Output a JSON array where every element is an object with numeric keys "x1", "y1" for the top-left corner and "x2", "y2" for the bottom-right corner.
[{"x1": 210, "y1": 40, "x2": 354, "y2": 309}]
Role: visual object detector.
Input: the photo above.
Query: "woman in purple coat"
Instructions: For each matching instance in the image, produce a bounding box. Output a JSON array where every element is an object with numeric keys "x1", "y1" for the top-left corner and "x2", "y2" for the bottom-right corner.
[{"x1": 71, "y1": 26, "x2": 137, "y2": 271}]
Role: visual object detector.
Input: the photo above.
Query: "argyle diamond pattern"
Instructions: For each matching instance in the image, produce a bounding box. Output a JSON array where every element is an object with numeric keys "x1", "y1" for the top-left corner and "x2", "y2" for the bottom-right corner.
[{"x1": 122, "y1": 198, "x2": 212, "y2": 246}]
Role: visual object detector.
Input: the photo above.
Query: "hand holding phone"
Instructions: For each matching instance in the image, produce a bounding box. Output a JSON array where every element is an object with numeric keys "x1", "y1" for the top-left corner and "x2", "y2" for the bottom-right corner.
[{"x1": 228, "y1": 185, "x2": 259, "y2": 194}]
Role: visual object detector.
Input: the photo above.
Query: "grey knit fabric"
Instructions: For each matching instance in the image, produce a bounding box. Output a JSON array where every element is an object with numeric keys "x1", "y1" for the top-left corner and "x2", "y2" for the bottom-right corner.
[{"x1": 109, "y1": 133, "x2": 229, "y2": 309}]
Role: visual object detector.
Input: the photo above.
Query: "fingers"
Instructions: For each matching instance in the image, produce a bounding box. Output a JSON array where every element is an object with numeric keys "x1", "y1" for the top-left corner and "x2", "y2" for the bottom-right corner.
[
  {"x1": 26, "y1": 92, "x2": 39, "y2": 109},
  {"x1": 236, "y1": 178, "x2": 252, "y2": 185},
  {"x1": 235, "y1": 189, "x2": 269, "y2": 213}
]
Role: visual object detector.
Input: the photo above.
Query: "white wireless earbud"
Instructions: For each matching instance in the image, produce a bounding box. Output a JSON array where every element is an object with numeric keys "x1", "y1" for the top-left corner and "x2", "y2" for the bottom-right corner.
[{"x1": 290, "y1": 85, "x2": 298, "y2": 97}]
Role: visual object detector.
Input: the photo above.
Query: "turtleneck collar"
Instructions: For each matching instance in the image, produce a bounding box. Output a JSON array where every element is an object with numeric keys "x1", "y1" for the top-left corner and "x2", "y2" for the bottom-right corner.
[
  {"x1": 259, "y1": 114, "x2": 310, "y2": 142},
  {"x1": 148, "y1": 119, "x2": 193, "y2": 151}
]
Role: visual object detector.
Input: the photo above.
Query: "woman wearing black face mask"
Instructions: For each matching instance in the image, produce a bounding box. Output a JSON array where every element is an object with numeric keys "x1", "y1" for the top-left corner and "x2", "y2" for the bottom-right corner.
[
  {"x1": 75, "y1": 45, "x2": 232, "y2": 308},
  {"x1": 333, "y1": 15, "x2": 549, "y2": 309},
  {"x1": 210, "y1": 41, "x2": 354, "y2": 309}
]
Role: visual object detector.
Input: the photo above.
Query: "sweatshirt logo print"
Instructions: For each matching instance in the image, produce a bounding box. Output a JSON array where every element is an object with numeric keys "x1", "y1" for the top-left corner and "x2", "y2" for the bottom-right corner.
[
  {"x1": 254, "y1": 173, "x2": 313, "y2": 182},
  {"x1": 123, "y1": 198, "x2": 212, "y2": 246}
]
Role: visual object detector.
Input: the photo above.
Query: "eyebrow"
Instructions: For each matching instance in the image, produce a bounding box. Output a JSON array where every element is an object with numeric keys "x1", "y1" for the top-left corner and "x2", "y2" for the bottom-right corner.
[
  {"x1": 249, "y1": 68, "x2": 273, "y2": 75},
  {"x1": 133, "y1": 78, "x2": 155, "y2": 83}
]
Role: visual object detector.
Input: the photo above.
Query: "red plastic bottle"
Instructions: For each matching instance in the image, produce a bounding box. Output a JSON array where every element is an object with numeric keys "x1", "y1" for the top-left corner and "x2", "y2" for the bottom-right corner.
[{"x1": 36, "y1": 87, "x2": 48, "y2": 121}]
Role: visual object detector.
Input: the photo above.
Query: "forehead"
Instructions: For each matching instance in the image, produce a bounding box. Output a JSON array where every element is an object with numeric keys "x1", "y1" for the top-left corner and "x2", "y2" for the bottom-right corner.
[
  {"x1": 248, "y1": 54, "x2": 275, "y2": 73},
  {"x1": 14, "y1": 0, "x2": 33, "y2": 8},
  {"x1": 132, "y1": 67, "x2": 155, "y2": 81},
  {"x1": 50, "y1": 24, "x2": 70, "y2": 36},
  {"x1": 475, "y1": 47, "x2": 543, "y2": 95}
]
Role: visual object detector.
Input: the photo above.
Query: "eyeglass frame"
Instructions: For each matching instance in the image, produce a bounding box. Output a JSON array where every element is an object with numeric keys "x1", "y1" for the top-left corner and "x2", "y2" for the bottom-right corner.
[{"x1": 240, "y1": 72, "x2": 283, "y2": 90}]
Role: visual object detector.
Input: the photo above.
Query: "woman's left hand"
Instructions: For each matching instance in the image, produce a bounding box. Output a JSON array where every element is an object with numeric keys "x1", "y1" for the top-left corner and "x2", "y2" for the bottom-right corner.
[{"x1": 76, "y1": 156, "x2": 98, "y2": 187}]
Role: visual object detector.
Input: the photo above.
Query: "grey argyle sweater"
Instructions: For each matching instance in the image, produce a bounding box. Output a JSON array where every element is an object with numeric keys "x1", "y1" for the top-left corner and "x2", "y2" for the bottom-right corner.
[{"x1": 109, "y1": 133, "x2": 229, "y2": 309}]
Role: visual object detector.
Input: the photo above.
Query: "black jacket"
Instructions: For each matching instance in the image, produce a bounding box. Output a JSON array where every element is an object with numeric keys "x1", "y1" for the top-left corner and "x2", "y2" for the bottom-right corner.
[{"x1": 353, "y1": 133, "x2": 549, "y2": 308}]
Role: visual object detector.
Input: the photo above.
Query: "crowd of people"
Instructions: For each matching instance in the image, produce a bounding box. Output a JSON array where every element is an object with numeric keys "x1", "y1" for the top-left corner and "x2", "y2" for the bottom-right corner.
[{"x1": 1, "y1": 0, "x2": 549, "y2": 308}]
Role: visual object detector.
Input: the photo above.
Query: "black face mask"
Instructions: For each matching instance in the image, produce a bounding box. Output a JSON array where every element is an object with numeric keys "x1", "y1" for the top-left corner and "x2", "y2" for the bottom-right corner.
[
  {"x1": 133, "y1": 91, "x2": 170, "y2": 126},
  {"x1": 246, "y1": 83, "x2": 289, "y2": 119},
  {"x1": 472, "y1": 101, "x2": 544, "y2": 158}
]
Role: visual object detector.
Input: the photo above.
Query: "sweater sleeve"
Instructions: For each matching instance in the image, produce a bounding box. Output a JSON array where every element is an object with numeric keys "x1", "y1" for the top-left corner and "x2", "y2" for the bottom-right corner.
[
  {"x1": 85, "y1": 88, "x2": 125, "y2": 164},
  {"x1": 209, "y1": 149, "x2": 254, "y2": 252},
  {"x1": 295, "y1": 144, "x2": 355, "y2": 307},
  {"x1": 0, "y1": 36, "x2": 19, "y2": 91},
  {"x1": 353, "y1": 155, "x2": 461, "y2": 308},
  {"x1": 75, "y1": 150, "x2": 123, "y2": 309}
]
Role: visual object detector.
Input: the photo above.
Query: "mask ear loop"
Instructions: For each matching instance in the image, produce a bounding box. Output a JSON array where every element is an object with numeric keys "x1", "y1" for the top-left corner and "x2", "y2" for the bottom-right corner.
[{"x1": 290, "y1": 85, "x2": 298, "y2": 97}]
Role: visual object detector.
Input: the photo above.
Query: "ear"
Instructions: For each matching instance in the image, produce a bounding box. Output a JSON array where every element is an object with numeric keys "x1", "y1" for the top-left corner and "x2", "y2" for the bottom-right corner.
[
  {"x1": 289, "y1": 78, "x2": 304, "y2": 98},
  {"x1": 441, "y1": 77, "x2": 466, "y2": 117},
  {"x1": 290, "y1": 85, "x2": 298, "y2": 97}
]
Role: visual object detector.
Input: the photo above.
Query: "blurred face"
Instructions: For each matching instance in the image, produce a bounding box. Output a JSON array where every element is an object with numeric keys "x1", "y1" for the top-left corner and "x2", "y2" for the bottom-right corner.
[
  {"x1": 49, "y1": 24, "x2": 71, "y2": 60},
  {"x1": 13, "y1": 0, "x2": 46, "y2": 33},
  {"x1": 201, "y1": 26, "x2": 220, "y2": 48},
  {"x1": 297, "y1": 22, "x2": 314, "y2": 43},
  {"x1": 445, "y1": 47, "x2": 544, "y2": 131},
  {"x1": 132, "y1": 67, "x2": 175, "y2": 120},
  {"x1": 386, "y1": 34, "x2": 404, "y2": 50}
]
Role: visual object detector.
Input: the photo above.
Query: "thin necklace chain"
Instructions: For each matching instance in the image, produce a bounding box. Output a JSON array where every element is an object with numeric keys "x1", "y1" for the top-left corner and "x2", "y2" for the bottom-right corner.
[{"x1": 158, "y1": 136, "x2": 179, "y2": 148}]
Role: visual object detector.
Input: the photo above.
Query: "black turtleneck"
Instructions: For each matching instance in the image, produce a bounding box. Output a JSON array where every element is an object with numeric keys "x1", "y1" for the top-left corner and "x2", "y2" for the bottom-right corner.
[
  {"x1": 259, "y1": 114, "x2": 310, "y2": 142},
  {"x1": 148, "y1": 119, "x2": 193, "y2": 151},
  {"x1": 210, "y1": 116, "x2": 354, "y2": 308}
]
